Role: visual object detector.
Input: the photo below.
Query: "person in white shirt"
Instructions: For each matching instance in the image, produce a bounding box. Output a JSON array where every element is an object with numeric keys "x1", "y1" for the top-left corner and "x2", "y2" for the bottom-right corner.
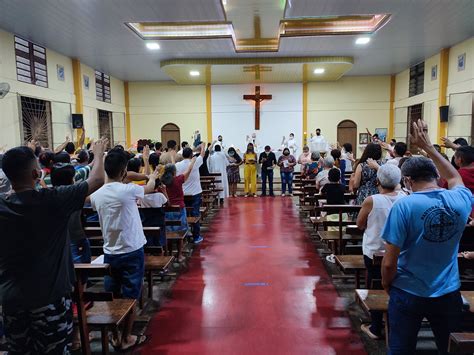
[
  {"x1": 207, "y1": 144, "x2": 230, "y2": 203},
  {"x1": 341, "y1": 143, "x2": 355, "y2": 173},
  {"x1": 176, "y1": 141, "x2": 190, "y2": 162},
  {"x1": 309, "y1": 128, "x2": 330, "y2": 154},
  {"x1": 356, "y1": 164, "x2": 406, "y2": 340},
  {"x1": 90, "y1": 148, "x2": 159, "y2": 350},
  {"x1": 281, "y1": 133, "x2": 299, "y2": 156},
  {"x1": 176, "y1": 143, "x2": 206, "y2": 244},
  {"x1": 385, "y1": 142, "x2": 407, "y2": 167}
]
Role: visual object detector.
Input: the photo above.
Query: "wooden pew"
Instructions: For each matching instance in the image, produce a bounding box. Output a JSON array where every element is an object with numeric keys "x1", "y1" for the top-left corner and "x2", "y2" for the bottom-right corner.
[
  {"x1": 315, "y1": 205, "x2": 362, "y2": 254},
  {"x1": 334, "y1": 255, "x2": 365, "y2": 288},
  {"x1": 73, "y1": 263, "x2": 136, "y2": 355},
  {"x1": 449, "y1": 333, "x2": 474, "y2": 353},
  {"x1": 355, "y1": 289, "x2": 474, "y2": 347}
]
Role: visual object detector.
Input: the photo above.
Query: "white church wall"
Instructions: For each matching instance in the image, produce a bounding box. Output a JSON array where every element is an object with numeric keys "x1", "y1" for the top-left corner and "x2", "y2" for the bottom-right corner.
[
  {"x1": 128, "y1": 82, "x2": 207, "y2": 145},
  {"x1": 307, "y1": 76, "x2": 391, "y2": 157},
  {"x1": 211, "y1": 83, "x2": 303, "y2": 153}
]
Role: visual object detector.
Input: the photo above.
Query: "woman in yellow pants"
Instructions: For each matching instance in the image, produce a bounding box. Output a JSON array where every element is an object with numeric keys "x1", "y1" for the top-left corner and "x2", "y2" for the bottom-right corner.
[{"x1": 243, "y1": 143, "x2": 258, "y2": 197}]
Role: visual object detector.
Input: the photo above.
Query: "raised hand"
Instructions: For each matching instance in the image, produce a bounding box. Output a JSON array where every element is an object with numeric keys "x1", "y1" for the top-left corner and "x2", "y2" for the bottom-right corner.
[
  {"x1": 367, "y1": 158, "x2": 380, "y2": 171},
  {"x1": 440, "y1": 137, "x2": 458, "y2": 150},
  {"x1": 410, "y1": 119, "x2": 431, "y2": 151},
  {"x1": 149, "y1": 166, "x2": 160, "y2": 181},
  {"x1": 142, "y1": 145, "x2": 150, "y2": 160},
  {"x1": 92, "y1": 138, "x2": 107, "y2": 158}
]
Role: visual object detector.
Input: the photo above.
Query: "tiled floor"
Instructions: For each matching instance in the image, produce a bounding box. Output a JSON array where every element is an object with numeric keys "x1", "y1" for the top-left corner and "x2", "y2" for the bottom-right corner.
[{"x1": 139, "y1": 197, "x2": 366, "y2": 355}]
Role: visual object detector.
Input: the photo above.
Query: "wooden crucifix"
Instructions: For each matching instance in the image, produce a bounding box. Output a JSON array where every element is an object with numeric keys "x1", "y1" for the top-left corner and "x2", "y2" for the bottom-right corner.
[{"x1": 243, "y1": 86, "x2": 272, "y2": 130}]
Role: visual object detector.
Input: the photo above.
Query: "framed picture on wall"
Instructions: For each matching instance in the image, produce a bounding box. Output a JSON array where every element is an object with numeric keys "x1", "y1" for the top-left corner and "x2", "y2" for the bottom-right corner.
[
  {"x1": 83, "y1": 75, "x2": 90, "y2": 90},
  {"x1": 56, "y1": 64, "x2": 65, "y2": 81},
  {"x1": 359, "y1": 133, "x2": 369, "y2": 145},
  {"x1": 431, "y1": 65, "x2": 437, "y2": 81},
  {"x1": 458, "y1": 53, "x2": 466, "y2": 71},
  {"x1": 375, "y1": 128, "x2": 388, "y2": 142}
]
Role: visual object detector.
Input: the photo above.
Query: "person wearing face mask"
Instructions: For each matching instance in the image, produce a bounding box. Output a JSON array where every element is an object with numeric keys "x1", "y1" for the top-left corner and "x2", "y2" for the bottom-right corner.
[
  {"x1": 309, "y1": 128, "x2": 330, "y2": 154},
  {"x1": 217, "y1": 135, "x2": 226, "y2": 150},
  {"x1": 227, "y1": 147, "x2": 242, "y2": 197},
  {"x1": 281, "y1": 133, "x2": 299, "y2": 156},
  {"x1": 243, "y1": 143, "x2": 258, "y2": 197},
  {"x1": 259, "y1": 145, "x2": 277, "y2": 197},
  {"x1": 297, "y1": 146, "x2": 312, "y2": 169},
  {"x1": 278, "y1": 147, "x2": 297, "y2": 196}
]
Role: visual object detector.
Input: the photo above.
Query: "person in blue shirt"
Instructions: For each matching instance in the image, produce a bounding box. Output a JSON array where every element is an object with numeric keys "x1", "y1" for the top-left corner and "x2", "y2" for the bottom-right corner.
[{"x1": 381, "y1": 119, "x2": 473, "y2": 355}]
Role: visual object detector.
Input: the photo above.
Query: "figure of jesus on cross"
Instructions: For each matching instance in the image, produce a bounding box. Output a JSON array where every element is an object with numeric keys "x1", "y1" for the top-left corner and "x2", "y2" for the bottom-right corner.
[{"x1": 243, "y1": 86, "x2": 272, "y2": 130}]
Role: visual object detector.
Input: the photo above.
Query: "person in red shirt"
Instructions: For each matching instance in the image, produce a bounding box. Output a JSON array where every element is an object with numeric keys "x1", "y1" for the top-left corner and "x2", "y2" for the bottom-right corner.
[
  {"x1": 161, "y1": 158, "x2": 196, "y2": 261},
  {"x1": 442, "y1": 146, "x2": 474, "y2": 191}
]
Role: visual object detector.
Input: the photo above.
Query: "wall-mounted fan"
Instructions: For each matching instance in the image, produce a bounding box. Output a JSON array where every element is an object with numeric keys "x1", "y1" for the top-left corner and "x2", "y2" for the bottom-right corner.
[{"x1": 0, "y1": 82, "x2": 10, "y2": 99}]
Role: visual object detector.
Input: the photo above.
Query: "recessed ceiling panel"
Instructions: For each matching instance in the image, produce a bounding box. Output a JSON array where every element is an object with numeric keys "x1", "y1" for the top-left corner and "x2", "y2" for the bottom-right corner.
[{"x1": 161, "y1": 57, "x2": 354, "y2": 84}]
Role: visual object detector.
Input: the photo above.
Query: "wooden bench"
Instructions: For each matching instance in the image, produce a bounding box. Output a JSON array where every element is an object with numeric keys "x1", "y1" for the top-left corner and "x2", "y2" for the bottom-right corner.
[
  {"x1": 449, "y1": 332, "x2": 474, "y2": 353},
  {"x1": 315, "y1": 205, "x2": 362, "y2": 254},
  {"x1": 335, "y1": 255, "x2": 365, "y2": 288},
  {"x1": 145, "y1": 255, "x2": 174, "y2": 299},
  {"x1": 73, "y1": 264, "x2": 136, "y2": 355},
  {"x1": 355, "y1": 289, "x2": 474, "y2": 347}
]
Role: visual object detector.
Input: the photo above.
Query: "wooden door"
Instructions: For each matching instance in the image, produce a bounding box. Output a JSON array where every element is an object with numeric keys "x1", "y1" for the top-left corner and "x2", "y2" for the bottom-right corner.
[
  {"x1": 337, "y1": 120, "x2": 357, "y2": 158},
  {"x1": 161, "y1": 123, "x2": 180, "y2": 148}
]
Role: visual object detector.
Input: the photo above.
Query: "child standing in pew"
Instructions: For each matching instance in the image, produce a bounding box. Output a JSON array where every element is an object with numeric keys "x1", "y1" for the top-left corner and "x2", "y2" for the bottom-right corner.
[
  {"x1": 140, "y1": 176, "x2": 168, "y2": 248},
  {"x1": 321, "y1": 168, "x2": 347, "y2": 232},
  {"x1": 90, "y1": 148, "x2": 160, "y2": 351},
  {"x1": 161, "y1": 159, "x2": 197, "y2": 262}
]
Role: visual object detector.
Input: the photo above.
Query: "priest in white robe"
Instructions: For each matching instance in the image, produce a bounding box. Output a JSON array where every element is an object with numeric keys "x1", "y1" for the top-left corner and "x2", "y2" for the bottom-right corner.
[
  {"x1": 309, "y1": 128, "x2": 330, "y2": 153},
  {"x1": 208, "y1": 143, "x2": 230, "y2": 200},
  {"x1": 281, "y1": 133, "x2": 299, "y2": 155}
]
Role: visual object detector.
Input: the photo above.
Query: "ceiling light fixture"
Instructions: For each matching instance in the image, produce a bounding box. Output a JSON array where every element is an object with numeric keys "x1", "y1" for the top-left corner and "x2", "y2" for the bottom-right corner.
[
  {"x1": 190, "y1": 71, "x2": 200, "y2": 77},
  {"x1": 313, "y1": 68, "x2": 325, "y2": 74},
  {"x1": 355, "y1": 37, "x2": 371, "y2": 45},
  {"x1": 145, "y1": 42, "x2": 160, "y2": 50}
]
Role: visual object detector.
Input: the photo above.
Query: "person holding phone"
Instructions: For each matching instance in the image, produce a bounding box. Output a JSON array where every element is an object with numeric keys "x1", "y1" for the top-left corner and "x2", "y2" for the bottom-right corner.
[
  {"x1": 259, "y1": 145, "x2": 277, "y2": 197},
  {"x1": 278, "y1": 147, "x2": 297, "y2": 196}
]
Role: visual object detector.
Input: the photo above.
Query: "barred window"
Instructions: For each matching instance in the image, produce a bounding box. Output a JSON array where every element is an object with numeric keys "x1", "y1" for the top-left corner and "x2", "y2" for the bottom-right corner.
[
  {"x1": 95, "y1": 70, "x2": 111, "y2": 103},
  {"x1": 14, "y1": 36, "x2": 48, "y2": 88}
]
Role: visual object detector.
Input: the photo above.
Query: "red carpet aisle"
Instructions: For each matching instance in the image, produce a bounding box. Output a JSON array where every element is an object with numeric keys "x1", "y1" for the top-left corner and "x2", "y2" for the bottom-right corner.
[{"x1": 140, "y1": 198, "x2": 366, "y2": 355}]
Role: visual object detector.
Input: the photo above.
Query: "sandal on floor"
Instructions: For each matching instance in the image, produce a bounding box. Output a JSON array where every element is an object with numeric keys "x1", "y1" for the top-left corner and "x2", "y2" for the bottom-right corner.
[
  {"x1": 118, "y1": 334, "x2": 149, "y2": 353},
  {"x1": 325, "y1": 254, "x2": 336, "y2": 264}
]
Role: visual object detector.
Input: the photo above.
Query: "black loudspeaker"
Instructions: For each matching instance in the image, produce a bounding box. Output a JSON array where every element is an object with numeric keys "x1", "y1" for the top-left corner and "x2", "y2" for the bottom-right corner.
[
  {"x1": 72, "y1": 113, "x2": 84, "y2": 129},
  {"x1": 440, "y1": 105, "x2": 449, "y2": 123}
]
